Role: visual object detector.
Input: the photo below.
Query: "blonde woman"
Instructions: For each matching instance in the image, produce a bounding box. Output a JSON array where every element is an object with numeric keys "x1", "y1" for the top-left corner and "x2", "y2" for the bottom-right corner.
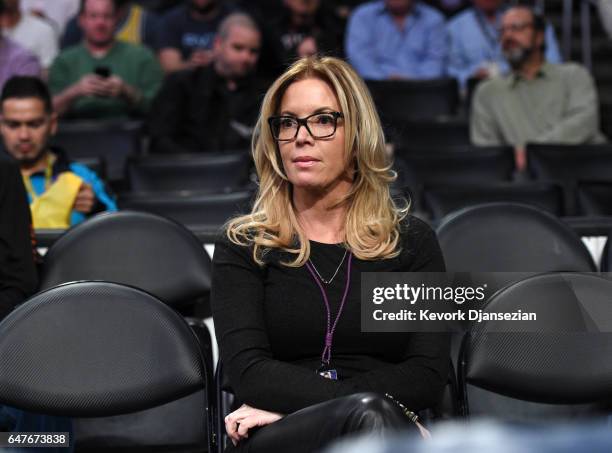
[{"x1": 211, "y1": 56, "x2": 449, "y2": 452}]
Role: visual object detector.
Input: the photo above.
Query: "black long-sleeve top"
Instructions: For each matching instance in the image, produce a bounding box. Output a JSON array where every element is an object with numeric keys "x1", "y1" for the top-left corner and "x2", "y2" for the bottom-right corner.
[
  {"x1": 211, "y1": 216, "x2": 450, "y2": 415},
  {"x1": 0, "y1": 161, "x2": 38, "y2": 320}
]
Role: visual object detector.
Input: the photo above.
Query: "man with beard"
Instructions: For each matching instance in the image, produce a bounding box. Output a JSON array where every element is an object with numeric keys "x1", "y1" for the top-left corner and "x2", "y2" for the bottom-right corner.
[
  {"x1": 48, "y1": 0, "x2": 162, "y2": 118},
  {"x1": 446, "y1": 0, "x2": 561, "y2": 88},
  {"x1": 470, "y1": 5, "x2": 606, "y2": 170},
  {"x1": 157, "y1": 0, "x2": 234, "y2": 73},
  {"x1": 149, "y1": 13, "x2": 263, "y2": 153},
  {"x1": 1, "y1": 76, "x2": 116, "y2": 227}
]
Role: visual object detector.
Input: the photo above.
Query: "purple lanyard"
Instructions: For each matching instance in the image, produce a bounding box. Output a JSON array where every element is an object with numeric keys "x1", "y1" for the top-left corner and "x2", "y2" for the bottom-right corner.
[{"x1": 305, "y1": 252, "x2": 353, "y2": 366}]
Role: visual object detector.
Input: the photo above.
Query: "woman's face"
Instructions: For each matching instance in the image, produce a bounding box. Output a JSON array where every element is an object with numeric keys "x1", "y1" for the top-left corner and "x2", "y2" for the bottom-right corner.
[{"x1": 276, "y1": 77, "x2": 350, "y2": 192}]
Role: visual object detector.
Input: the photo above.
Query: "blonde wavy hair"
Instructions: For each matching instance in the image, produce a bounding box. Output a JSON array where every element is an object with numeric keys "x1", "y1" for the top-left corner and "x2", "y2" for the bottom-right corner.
[{"x1": 226, "y1": 56, "x2": 408, "y2": 266}]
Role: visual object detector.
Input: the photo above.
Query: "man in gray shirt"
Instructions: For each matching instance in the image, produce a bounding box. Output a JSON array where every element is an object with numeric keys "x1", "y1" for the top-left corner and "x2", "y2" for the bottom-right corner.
[{"x1": 470, "y1": 5, "x2": 606, "y2": 170}]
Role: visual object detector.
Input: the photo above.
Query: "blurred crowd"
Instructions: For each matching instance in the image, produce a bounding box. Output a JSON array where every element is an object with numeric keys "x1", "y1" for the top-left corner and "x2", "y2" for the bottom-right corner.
[{"x1": 0, "y1": 0, "x2": 607, "y2": 227}]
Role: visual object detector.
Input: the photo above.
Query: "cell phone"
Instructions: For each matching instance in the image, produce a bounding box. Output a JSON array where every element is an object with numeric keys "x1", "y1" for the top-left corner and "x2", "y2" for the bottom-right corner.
[{"x1": 94, "y1": 66, "x2": 111, "y2": 78}]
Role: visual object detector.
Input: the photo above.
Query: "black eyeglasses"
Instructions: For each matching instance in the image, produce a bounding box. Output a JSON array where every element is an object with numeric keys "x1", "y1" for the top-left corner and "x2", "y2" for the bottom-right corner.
[
  {"x1": 498, "y1": 21, "x2": 534, "y2": 34},
  {"x1": 268, "y1": 111, "x2": 344, "y2": 141}
]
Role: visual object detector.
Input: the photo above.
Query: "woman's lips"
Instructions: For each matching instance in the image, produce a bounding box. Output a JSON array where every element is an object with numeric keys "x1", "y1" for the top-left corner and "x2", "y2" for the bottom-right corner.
[{"x1": 293, "y1": 156, "x2": 320, "y2": 168}]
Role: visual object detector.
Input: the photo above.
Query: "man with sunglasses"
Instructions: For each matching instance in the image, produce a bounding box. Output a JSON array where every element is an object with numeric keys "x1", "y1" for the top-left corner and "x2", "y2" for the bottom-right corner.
[{"x1": 470, "y1": 5, "x2": 606, "y2": 171}]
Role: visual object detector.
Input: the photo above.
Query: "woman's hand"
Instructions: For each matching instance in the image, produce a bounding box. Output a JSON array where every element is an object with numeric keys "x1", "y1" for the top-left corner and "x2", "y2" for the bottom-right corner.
[
  {"x1": 416, "y1": 420, "x2": 432, "y2": 439},
  {"x1": 224, "y1": 404, "x2": 284, "y2": 445}
]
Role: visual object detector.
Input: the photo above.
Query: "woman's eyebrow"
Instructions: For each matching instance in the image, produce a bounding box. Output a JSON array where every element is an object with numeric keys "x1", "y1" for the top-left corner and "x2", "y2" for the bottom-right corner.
[{"x1": 279, "y1": 107, "x2": 336, "y2": 116}]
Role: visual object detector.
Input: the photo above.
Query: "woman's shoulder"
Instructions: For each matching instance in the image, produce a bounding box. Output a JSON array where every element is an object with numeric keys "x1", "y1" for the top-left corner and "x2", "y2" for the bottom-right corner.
[
  {"x1": 213, "y1": 230, "x2": 281, "y2": 269},
  {"x1": 396, "y1": 215, "x2": 445, "y2": 271},
  {"x1": 213, "y1": 231, "x2": 257, "y2": 264},
  {"x1": 398, "y1": 215, "x2": 437, "y2": 246}
]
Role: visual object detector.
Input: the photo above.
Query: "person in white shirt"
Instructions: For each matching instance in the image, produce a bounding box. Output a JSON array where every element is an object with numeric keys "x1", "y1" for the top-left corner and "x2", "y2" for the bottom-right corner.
[
  {"x1": 1, "y1": 0, "x2": 59, "y2": 72},
  {"x1": 20, "y1": 0, "x2": 80, "y2": 36}
]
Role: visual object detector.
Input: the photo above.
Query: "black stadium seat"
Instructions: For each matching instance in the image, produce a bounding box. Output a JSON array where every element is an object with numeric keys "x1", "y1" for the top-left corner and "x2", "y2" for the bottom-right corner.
[
  {"x1": 393, "y1": 118, "x2": 471, "y2": 149},
  {"x1": 424, "y1": 182, "x2": 565, "y2": 220},
  {"x1": 395, "y1": 147, "x2": 515, "y2": 210},
  {"x1": 40, "y1": 211, "x2": 213, "y2": 313},
  {"x1": 366, "y1": 78, "x2": 460, "y2": 145},
  {"x1": 459, "y1": 273, "x2": 612, "y2": 420},
  {"x1": 576, "y1": 180, "x2": 612, "y2": 216},
  {"x1": 40, "y1": 211, "x2": 215, "y2": 450},
  {"x1": 437, "y1": 203, "x2": 596, "y2": 274},
  {"x1": 127, "y1": 151, "x2": 252, "y2": 193},
  {"x1": 119, "y1": 190, "x2": 253, "y2": 233},
  {"x1": 0, "y1": 281, "x2": 213, "y2": 452},
  {"x1": 527, "y1": 143, "x2": 612, "y2": 214},
  {"x1": 436, "y1": 202, "x2": 596, "y2": 376},
  {"x1": 50, "y1": 120, "x2": 144, "y2": 182}
]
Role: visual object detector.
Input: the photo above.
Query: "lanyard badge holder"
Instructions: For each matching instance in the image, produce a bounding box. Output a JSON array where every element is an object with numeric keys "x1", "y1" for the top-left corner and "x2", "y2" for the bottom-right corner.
[{"x1": 305, "y1": 252, "x2": 353, "y2": 381}]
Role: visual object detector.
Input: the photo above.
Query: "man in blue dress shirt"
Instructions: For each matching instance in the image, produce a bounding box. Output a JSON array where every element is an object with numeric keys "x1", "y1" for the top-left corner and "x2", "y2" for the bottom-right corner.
[
  {"x1": 345, "y1": 0, "x2": 447, "y2": 80},
  {"x1": 447, "y1": 0, "x2": 561, "y2": 88}
]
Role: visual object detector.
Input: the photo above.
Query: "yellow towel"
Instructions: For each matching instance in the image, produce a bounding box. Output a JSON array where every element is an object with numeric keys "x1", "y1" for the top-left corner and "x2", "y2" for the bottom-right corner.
[{"x1": 30, "y1": 172, "x2": 83, "y2": 228}]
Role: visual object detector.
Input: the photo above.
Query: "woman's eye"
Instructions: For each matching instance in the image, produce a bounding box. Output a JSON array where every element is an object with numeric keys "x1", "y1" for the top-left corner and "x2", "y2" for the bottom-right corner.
[
  {"x1": 280, "y1": 118, "x2": 296, "y2": 129},
  {"x1": 316, "y1": 115, "x2": 333, "y2": 124}
]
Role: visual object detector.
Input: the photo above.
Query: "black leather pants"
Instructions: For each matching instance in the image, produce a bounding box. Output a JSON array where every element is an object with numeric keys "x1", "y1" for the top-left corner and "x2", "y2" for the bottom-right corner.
[{"x1": 225, "y1": 392, "x2": 419, "y2": 453}]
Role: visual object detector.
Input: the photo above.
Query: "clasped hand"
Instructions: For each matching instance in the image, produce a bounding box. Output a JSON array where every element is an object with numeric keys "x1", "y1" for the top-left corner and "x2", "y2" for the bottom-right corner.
[{"x1": 224, "y1": 404, "x2": 283, "y2": 446}]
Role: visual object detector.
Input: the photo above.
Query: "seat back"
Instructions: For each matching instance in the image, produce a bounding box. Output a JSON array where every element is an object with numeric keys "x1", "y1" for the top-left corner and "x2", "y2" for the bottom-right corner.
[
  {"x1": 437, "y1": 203, "x2": 596, "y2": 274},
  {"x1": 393, "y1": 119, "x2": 471, "y2": 149},
  {"x1": 40, "y1": 211, "x2": 211, "y2": 310},
  {"x1": 395, "y1": 147, "x2": 515, "y2": 211},
  {"x1": 366, "y1": 79, "x2": 459, "y2": 144},
  {"x1": 460, "y1": 273, "x2": 612, "y2": 420},
  {"x1": 527, "y1": 144, "x2": 612, "y2": 214},
  {"x1": 0, "y1": 281, "x2": 205, "y2": 416},
  {"x1": 50, "y1": 120, "x2": 143, "y2": 181},
  {"x1": 118, "y1": 190, "x2": 253, "y2": 233},
  {"x1": 424, "y1": 182, "x2": 565, "y2": 220},
  {"x1": 127, "y1": 151, "x2": 252, "y2": 193},
  {"x1": 576, "y1": 180, "x2": 612, "y2": 216}
]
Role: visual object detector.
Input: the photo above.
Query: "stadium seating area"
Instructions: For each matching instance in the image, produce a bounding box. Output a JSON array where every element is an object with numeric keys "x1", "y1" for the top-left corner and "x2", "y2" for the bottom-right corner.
[{"x1": 4, "y1": 0, "x2": 612, "y2": 451}]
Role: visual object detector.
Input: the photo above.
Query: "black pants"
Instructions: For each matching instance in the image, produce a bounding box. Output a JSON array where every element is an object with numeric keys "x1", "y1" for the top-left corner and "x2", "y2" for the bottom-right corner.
[{"x1": 226, "y1": 392, "x2": 419, "y2": 453}]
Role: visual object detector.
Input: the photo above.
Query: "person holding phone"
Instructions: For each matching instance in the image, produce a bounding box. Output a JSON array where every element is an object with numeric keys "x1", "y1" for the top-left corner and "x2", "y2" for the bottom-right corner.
[{"x1": 48, "y1": 0, "x2": 162, "y2": 119}]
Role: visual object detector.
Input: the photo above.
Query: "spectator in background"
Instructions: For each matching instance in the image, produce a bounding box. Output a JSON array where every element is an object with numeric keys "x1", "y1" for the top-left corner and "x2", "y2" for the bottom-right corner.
[
  {"x1": 0, "y1": 0, "x2": 58, "y2": 73},
  {"x1": 157, "y1": 0, "x2": 234, "y2": 73},
  {"x1": 49, "y1": 0, "x2": 162, "y2": 119},
  {"x1": 447, "y1": 0, "x2": 562, "y2": 88},
  {"x1": 0, "y1": 159, "x2": 37, "y2": 321},
  {"x1": 20, "y1": 0, "x2": 80, "y2": 37},
  {"x1": 471, "y1": 5, "x2": 606, "y2": 170},
  {"x1": 149, "y1": 13, "x2": 263, "y2": 153},
  {"x1": 270, "y1": 0, "x2": 344, "y2": 64},
  {"x1": 345, "y1": 0, "x2": 447, "y2": 80},
  {"x1": 61, "y1": 0, "x2": 161, "y2": 51},
  {"x1": 1, "y1": 76, "x2": 117, "y2": 227},
  {"x1": 0, "y1": 26, "x2": 41, "y2": 91}
]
